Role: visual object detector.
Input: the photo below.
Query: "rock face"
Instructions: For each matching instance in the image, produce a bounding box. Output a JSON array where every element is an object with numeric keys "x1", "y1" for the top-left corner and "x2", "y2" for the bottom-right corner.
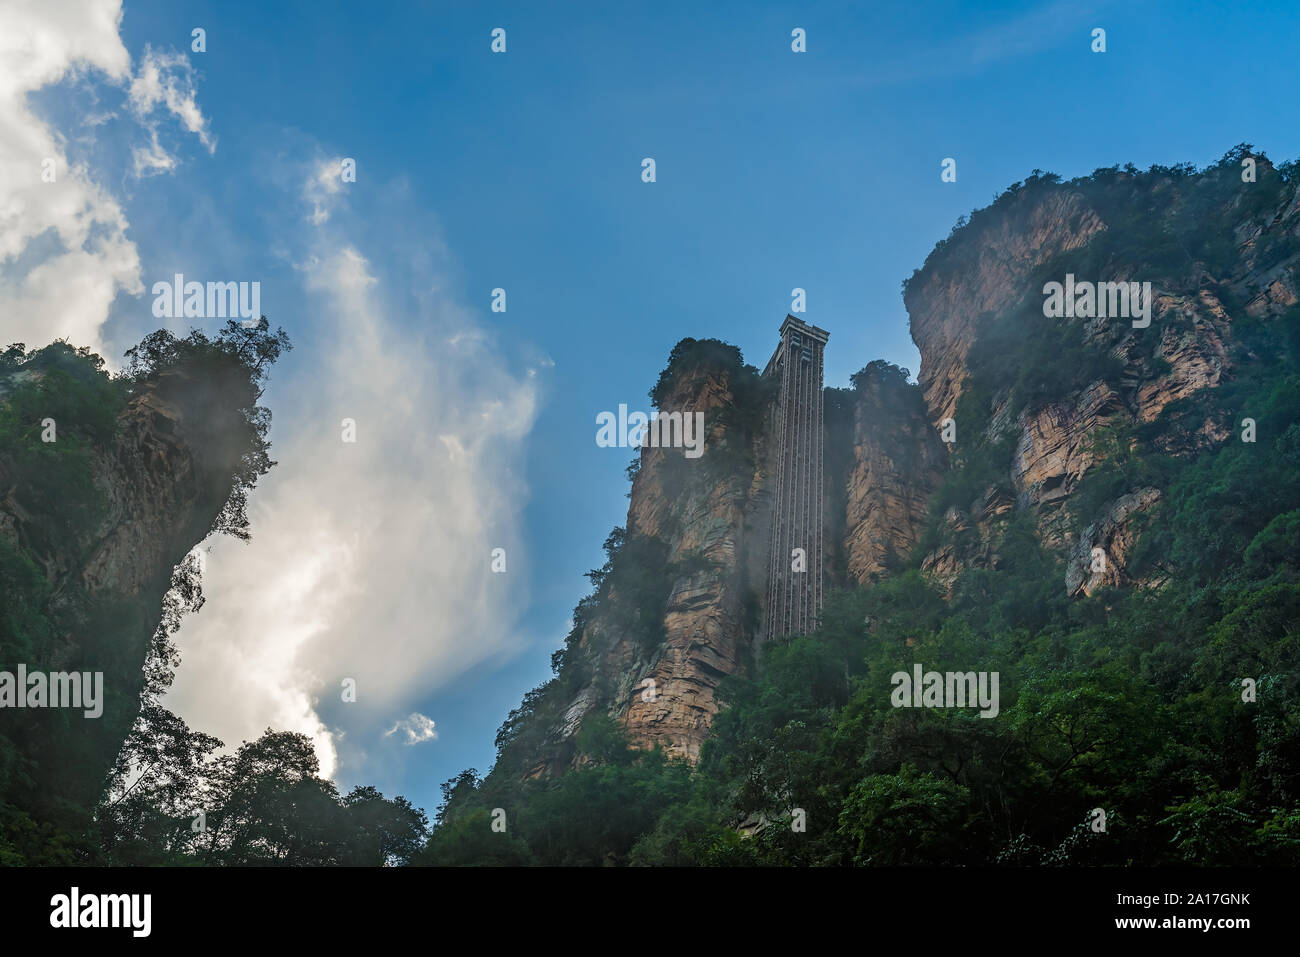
[
  {"x1": 530, "y1": 157, "x2": 1300, "y2": 771},
  {"x1": 83, "y1": 373, "x2": 242, "y2": 598},
  {"x1": 839, "y1": 366, "x2": 945, "y2": 584},
  {"x1": 2, "y1": 369, "x2": 248, "y2": 603},
  {"x1": 554, "y1": 364, "x2": 768, "y2": 765},
  {"x1": 1014, "y1": 381, "x2": 1126, "y2": 515},
  {"x1": 2, "y1": 369, "x2": 250, "y2": 662},
  {"x1": 906, "y1": 189, "x2": 1107, "y2": 425},
  {"x1": 617, "y1": 418, "x2": 763, "y2": 762},
  {"x1": 902, "y1": 161, "x2": 1299, "y2": 583},
  {"x1": 545, "y1": 360, "x2": 948, "y2": 771},
  {"x1": 0, "y1": 359, "x2": 260, "y2": 808},
  {"x1": 1065, "y1": 487, "x2": 1163, "y2": 597}
]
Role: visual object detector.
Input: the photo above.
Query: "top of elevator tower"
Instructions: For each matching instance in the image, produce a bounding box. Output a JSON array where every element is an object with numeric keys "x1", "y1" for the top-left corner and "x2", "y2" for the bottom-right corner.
[{"x1": 763, "y1": 315, "x2": 830, "y2": 377}]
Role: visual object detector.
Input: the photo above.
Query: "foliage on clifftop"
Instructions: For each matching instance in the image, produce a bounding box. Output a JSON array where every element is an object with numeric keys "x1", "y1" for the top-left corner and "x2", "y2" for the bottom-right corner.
[
  {"x1": 649, "y1": 337, "x2": 755, "y2": 408},
  {"x1": 903, "y1": 143, "x2": 1298, "y2": 303},
  {"x1": 124, "y1": 319, "x2": 292, "y2": 541}
]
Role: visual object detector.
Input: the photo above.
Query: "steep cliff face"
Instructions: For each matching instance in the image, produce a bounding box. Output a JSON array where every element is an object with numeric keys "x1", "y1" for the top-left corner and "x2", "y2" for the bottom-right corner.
[
  {"x1": 0, "y1": 333, "x2": 278, "y2": 837},
  {"x1": 1064, "y1": 486, "x2": 1164, "y2": 597},
  {"x1": 908, "y1": 189, "x2": 1107, "y2": 426},
  {"x1": 832, "y1": 364, "x2": 945, "y2": 585},
  {"x1": 2, "y1": 367, "x2": 251, "y2": 639},
  {"x1": 905, "y1": 156, "x2": 1299, "y2": 579},
  {"x1": 553, "y1": 360, "x2": 770, "y2": 766}
]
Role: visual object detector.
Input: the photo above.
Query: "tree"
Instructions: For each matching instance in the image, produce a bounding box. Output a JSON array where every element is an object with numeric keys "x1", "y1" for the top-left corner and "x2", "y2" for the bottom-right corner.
[
  {"x1": 838, "y1": 765, "x2": 970, "y2": 865},
  {"x1": 96, "y1": 704, "x2": 224, "y2": 863},
  {"x1": 340, "y1": 786, "x2": 429, "y2": 866}
]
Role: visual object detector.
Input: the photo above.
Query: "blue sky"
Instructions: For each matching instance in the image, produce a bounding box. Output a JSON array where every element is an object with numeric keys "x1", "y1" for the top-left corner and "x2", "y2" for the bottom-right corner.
[{"x1": 5, "y1": 0, "x2": 1299, "y2": 818}]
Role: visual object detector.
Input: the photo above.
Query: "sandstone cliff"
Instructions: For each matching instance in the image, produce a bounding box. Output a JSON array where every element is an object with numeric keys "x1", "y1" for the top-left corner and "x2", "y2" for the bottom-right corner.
[
  {"x1": 905, "y1": 156, "x2": 1299, "y2": 580},
  {"x1": 519, "y1": 150, "x2": 1299, "y2": 773},
  {"x1": 550, "y1": 358, "x2": 770, "y2": 765},
  {"x1": 835, "y1": 363, "x2": 946, "y2": 585}
]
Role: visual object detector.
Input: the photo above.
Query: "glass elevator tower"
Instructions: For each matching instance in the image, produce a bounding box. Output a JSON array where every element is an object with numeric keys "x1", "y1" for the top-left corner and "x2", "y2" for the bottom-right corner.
[{"x1": 762, "y1": 315, "x2": 828, "y2": 639}]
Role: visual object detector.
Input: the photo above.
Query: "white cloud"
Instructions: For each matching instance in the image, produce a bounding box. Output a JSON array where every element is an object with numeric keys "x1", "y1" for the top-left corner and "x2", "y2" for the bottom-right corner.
[
  {"x1": 303, "y1": 157, "x2": 345, "y2": 225},
  {"x1": 163, "y1": 160, "x2": 541, "y2": 782},
  {"x1": 0, "y1": 0, "x2": 213, "y2": 357},
  {"x1": 385, "y1": 713, "x2": 438, "y2": 746},
  {"x1": 0, "y1": 0, "x2": 130, "y2": 100},
  {"x1": 131, "y1": 127, "x2": 177, "y2": 176},
  {"x1": 128, "y1": 45, "x2": 215, "y2": 170},
  {"x1": 0, "y1": 0, "x2": 136, "y2": 355},
  {"x1": 834, "y1": 0, "x2": 1100, "y2": 91}
]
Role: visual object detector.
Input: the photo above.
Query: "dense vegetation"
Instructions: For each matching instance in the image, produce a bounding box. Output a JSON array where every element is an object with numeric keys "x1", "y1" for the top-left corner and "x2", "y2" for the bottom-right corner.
[
  {"x1": 0, "y1": 321, "x2": 425, "y2": 865},
  {"x1": 904, "y1": 144, "x2": 1298, "y2": 303},
  {"x1": 95, "y1": 709, "x2": 427, "y2": 866},
  {"x1": 422, "y1": 152, "x2": 1300, "y2": 866}
]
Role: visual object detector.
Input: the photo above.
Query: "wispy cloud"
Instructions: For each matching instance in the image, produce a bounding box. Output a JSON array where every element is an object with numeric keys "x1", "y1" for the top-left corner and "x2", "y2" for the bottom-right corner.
[
  {"x1": 839, "y1": 1, "x2": 1104, "y2": 91},
  {"x1": 965, "y1": 0, "x2": 1097, "y2": 67},
  {"x1": 163, "y1": 152, "x2": 543, "y2": 781},
  {"x1": 303, "y1": 156, "x2": 345, "y2": 225},
  {"x1": 385, "y1": 713, "x2": 438, "y2": 746},
  {"x1": 128, "y1": 45, "x2": 216, "y2": 166}
]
